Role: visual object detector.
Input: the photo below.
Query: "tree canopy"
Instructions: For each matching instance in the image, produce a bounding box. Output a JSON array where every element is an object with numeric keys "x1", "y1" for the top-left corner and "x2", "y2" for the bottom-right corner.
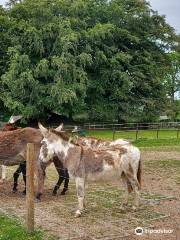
[{"x1": 0, "y1": 0, "x2": 179, "y2": 122}]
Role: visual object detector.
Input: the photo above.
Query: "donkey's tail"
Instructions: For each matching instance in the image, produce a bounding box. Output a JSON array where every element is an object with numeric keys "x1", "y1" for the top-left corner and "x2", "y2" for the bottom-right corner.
[{"x1": 137, "y1": 157, "x2": 142, "y2": 189}]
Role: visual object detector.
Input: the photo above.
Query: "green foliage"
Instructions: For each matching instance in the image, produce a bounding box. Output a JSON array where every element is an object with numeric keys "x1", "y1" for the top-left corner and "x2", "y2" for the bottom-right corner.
[
  {"x1": 0, "y1": 7, "x2": 11, "y2": 76},
  {"x1": 0, "y1": 0, "x2": 178, "y2": 121},
  {"x1": 164, "y1": 50, "x2": 180, "y2": 120},
  {"x1": 165, "y1": 51, "x2": 180, "y2": 100}
]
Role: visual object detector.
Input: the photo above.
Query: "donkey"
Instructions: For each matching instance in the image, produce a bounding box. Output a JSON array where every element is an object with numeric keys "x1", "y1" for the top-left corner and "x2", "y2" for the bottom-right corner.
[
  {"x1": 0, "y1": 122, "x2": 19, "y2": 183},
  {"x1": 38, "y1": 123, "x2": 141, "y2": 217},
  {"x1": 35, "y1": 135, "x2": 130, "y2": 200},
  {"x1": 0, "y1": 115, "x2": 23, "y2": 183},
  {"x1": 0, "y1": 123, "x2": 20, "y2": 184},
  {"x1": 0, "y1": 165, "x2": 7, "y2": 183},
  {"x1": 0, "y1": 126, "x2": 69, "y2": 195}
]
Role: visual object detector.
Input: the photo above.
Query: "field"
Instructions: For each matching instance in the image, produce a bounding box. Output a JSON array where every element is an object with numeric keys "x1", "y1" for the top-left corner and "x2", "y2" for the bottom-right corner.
[
  {"x1": 0, "y1": 131, "x2": 180, "y2": 240},
  {"x1": 88, "y1": 129, "x2": 180, "y2": 142}
]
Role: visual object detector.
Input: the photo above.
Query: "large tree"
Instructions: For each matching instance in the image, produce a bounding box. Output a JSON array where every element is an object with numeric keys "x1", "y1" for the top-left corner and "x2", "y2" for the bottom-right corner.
[
  {"x1": 0, "y1": 0, "x2": 178, "y2": 121},
  {"x1": 0, "y1": 6, "x2": 13, "y2": 117},
  {"x1": 164, "y1": 49, "x2": 180, "y2": 120},
  {"x1": 165, "y1": 51, "x2": 180, "y2": 102}
]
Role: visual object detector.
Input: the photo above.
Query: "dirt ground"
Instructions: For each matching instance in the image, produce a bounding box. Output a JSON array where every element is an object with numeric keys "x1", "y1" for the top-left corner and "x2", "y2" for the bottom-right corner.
[{"x1": 0, "y1": 150, "x2": 180, "y2": 240}]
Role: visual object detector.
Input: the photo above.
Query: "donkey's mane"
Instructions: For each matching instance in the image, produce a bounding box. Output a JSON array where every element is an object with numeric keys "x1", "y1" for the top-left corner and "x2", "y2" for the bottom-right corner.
[
  {"x1": 51, "y1": 129, "x2": 83, "y2": 147},
  {"x1": 51, "y1": 129, "x2": 70, "y2": 142}
]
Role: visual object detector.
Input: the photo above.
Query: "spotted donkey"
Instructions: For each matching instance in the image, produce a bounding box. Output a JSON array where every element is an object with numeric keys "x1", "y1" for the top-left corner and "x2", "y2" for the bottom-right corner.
[{"x1": 38, "y1": 123, "x2": 141, "y2": 217}]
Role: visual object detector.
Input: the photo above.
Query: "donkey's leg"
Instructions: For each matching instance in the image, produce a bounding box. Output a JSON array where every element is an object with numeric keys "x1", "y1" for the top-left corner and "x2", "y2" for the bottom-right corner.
[
  {"x1": 61, "y1": 169, "x2": 69, "y2": 195},
  {"x1": 75, "y1": 177, "x2": 85, "y2": 217},
  {"x1": 127, "y1": 176, "x2": 140, "y2": 210},
  {"x1": 53, "y1": 158, "x2": 65, "y2": 195},
  {"x1": 13, "y1": 165, "x2": 22, "y2": 193},
  {"x1": 120, "y1": 172, "x2": 131, "y2": 209},
  {"x1": 132, "y1": 180, "x2": 140, "y2": 210},
  {"x1": 52, "y1": 170, "x2": 64, "y2": 195},
  {"x1": 2, "y1": 165, "x2": 7, "y2": 181},
  {"x1": 21, "y1": 162, "x2": 26, "y2": 195},
  {"x1": 0, "y1": 165, "x2": 7, "y2": 184},
  {"x1": 123, "y1": 162, "x2": 140, "y2": 210},
  {"x1": 36, "y1": 162, "x2": 46, "y2": 201}
]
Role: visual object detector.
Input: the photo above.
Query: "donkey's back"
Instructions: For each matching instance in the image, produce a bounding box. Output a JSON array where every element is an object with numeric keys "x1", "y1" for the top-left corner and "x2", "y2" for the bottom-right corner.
[{"x1": 0, "y1": 127, "x2": 42, "y2": 165}]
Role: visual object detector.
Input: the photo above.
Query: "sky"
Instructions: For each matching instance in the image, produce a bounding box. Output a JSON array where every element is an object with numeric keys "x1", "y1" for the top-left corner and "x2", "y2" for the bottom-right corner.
[
  {"x1": 0, "y1": 0, "x2": 179, "y2": 33},
  {"x1": 148, "y1": 0, "x2": 180, "y2": 33}
]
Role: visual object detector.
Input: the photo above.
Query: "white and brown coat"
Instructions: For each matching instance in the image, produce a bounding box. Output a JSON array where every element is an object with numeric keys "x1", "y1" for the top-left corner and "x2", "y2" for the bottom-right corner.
[{"x1": 38, "y1": 123, "x2": 141, "y2": 217}]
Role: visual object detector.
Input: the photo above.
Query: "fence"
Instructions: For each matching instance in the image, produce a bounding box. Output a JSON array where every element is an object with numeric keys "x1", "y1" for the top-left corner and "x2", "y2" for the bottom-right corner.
[
  {"x1": 82, "y1": 121, "x2": 180, "y2": 130},
  {"x1": 60, "y1": 122, "x2": 180, "y2": 141},
  {"x1": 1, "y1": 122, "x2": 180, "y2": 140},
  {"x1": 112, "y1": 123, "x2": 180, "y2": 140}
]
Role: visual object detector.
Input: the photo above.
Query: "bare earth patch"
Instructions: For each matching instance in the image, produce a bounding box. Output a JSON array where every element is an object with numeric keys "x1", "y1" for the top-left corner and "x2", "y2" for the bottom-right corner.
[
  {"x1": 141, "y1": 150, "x2": 180, "y2": 161},
  {"x1": 0, "y1": 149, "x2": 180, "y2": 240}
]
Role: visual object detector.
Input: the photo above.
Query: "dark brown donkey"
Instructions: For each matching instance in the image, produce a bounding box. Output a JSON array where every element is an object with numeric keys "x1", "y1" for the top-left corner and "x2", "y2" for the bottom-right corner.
[
  {"x1": 38, "y1": 123, "x2": 141, "y2": 217},
  {"x1": 0, "y1": 126, "x2": 69, "y2": 196}
]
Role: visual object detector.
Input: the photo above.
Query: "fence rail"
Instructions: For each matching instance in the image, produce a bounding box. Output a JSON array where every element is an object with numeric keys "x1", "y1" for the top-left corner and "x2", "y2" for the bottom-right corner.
[
  {"x1": 56, "y1": 122, "x2": 180, "y2": 131},
  {"x1": 1, "y1": 121, "x2": 180, "y2": 141},
  {"x1": 44, "y1": 122, "x2": 180, "y2": 140},
  {"x1": 1, "y1": 121, "x2": 180, "y2": 131},
  {"x1": 83, "y1": 122, "x2": 180, "y2": 130},
  {"x1": 112, "y1": 128, "x2": 180, "y2": 140}
]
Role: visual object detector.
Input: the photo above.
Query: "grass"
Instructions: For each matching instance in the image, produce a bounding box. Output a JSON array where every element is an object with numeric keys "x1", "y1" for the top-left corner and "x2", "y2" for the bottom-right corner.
[
  {"x1": 0, "y1": 214, "x2": 43, "y2": 240},
  {"x1": 87, "y1": 130, "x2": 180, "y2": 147},
  {"x1": 0, "y1": 214, "x2": 56, "y2": 240}
]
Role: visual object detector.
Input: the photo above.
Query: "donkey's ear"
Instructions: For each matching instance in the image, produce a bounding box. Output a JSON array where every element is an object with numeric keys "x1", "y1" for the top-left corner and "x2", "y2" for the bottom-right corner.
[
  {"x1": 8, "y1": 115, "x2": 22, "y2": 124},
  {"x1": 55, "y1": 123, "x2": 64, "y2": 132},
  {"x1": 38, "y1": 122, "x2": 48, "y2": 137}
]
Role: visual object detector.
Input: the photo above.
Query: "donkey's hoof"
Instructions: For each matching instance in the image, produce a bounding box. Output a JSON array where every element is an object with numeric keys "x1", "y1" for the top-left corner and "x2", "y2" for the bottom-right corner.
[
  {"x1": 60, "y1": 191, "x2": 66, "y2": 195},
  {"x1": 35, "y1": 198, "x2": 41, "y2": 203},
  {"x1": 0, "y1": 179, "x2": 5, "y2": 184},
  {"x1": 75, "y1": 210, "x2": 82, "y2": 218},
  {"x1": 132, "y1": 206, "x2": 138, "y2": 211},
  {"x1": 21, "y1": 190, "x2": 26, "y2": 196},
  {"x1": 12, "y1": 189, "x2": 17, "y2": 193},
  {"x1": 35, "y1": 193, "x2": 42, "y2": 202},
  {"x1": 120, "y1": 205, "x2": 125, "y2": 210},
  {"x1": 61, "y1": 188, "x2": 68, "y2": 195},
  {"x1": 52, "y1": 191, "x2": 57, "y2": 196},
  {"x1": 120, "y1": 202, "x2": 128, "y2": 210},
  {"x1": 120, "y1": 206, "x2": 126, "y2": 212}
]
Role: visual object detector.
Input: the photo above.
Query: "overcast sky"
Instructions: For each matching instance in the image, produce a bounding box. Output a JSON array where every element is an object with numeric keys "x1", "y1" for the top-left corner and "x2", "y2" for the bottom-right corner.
[
  {"x1": 149, "y1": 0, "x2": 180, "y2": 33},
  {"x1": 0, "y1": 0, "x2": 179, "y2": 33}
]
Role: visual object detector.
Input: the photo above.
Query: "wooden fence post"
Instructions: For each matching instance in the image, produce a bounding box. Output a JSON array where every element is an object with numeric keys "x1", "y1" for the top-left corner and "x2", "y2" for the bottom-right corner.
[
  {"x1": 135, "y1": 124, "x2": 139, "y2": 140},
  {"x1": 113, "y1": 129, "x2": 116, "y2": 140},
  {"x1": 26, "y1": 143, "x2": 35, "y2": 233},
  {"x1": 157, "y1": 126, "x2": 159, "y2": 139},
  {"x1": 177, "y1": 127, "x2": 179, "y2": 139}
]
